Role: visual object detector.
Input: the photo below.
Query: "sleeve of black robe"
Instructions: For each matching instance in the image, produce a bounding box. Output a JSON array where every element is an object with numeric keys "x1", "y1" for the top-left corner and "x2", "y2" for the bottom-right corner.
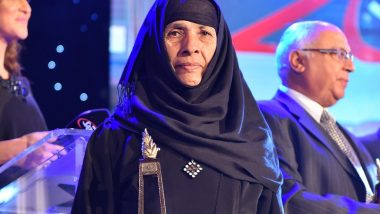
[{"x1": 71, "y1": 119, "x2": 141, "y2": 214}]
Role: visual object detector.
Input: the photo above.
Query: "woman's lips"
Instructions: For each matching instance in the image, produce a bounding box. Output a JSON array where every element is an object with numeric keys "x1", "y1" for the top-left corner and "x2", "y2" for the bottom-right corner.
[
  {"x1": 175, "y1": 63, "x2": 202, "y2": 72},
  {"x1": 16, "y1": 17, "x2": 29, "y2": 24}
]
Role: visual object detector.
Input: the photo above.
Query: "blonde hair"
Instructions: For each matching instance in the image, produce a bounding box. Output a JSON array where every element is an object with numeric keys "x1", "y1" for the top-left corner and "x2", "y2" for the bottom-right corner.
[{"x1": 4, "y1": 41, "x2": 22, "y2": 76}]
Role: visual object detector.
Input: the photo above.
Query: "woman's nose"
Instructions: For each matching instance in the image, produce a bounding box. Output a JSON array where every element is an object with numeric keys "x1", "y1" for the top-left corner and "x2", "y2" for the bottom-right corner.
[
  {"x1": 179, "y1": 34, "x2": 200, "y2": 56},
  {"x1": 20, "y1": 0, "x2": 32, "y2": 15}
]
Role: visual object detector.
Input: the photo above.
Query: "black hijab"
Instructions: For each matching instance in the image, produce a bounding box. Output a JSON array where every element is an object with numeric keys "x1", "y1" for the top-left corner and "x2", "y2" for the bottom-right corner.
[{"x1": 115, "y1": 0, "x2": 282, "y2": 192}]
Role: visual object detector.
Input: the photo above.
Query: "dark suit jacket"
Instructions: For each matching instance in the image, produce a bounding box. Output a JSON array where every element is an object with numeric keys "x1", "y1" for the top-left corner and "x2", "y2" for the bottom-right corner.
[
  {"x1": 360, "y1": 130, "x2": 380, "y2": 162},
  {"x1": 259, "y1": 90, "x2": 380, "y2": 213}
]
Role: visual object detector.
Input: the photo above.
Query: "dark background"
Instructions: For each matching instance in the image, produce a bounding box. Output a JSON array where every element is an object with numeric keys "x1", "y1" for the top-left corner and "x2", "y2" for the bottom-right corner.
[{"x1": 21, "y1": 0, "x2": 110, "y2": 129}]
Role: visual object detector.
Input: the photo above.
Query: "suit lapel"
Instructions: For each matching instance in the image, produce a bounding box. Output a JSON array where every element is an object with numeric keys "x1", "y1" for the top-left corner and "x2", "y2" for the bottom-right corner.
[
  {"x1": 339, "y1": 125, "x2": 377, "y2": 189},
  {"x1": 274, "y1": 91, "x2": 360, "y2": 179}
]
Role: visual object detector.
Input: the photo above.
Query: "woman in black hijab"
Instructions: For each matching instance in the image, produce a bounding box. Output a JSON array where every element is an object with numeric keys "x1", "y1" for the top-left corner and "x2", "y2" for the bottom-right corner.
[{"x1": 72, "y1": 0, "x2": 283, "y2": 213}]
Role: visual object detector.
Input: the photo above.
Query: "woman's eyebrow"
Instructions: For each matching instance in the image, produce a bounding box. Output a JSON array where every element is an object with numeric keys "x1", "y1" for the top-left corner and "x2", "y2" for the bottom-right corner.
[{"x1": 168, "y1": 23, "x2": 186, "y2": 29}]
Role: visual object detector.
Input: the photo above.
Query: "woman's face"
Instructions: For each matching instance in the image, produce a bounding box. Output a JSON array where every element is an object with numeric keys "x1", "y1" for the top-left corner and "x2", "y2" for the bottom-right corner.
[
  {"x1": 0, "y1": 0, "x2": 31, "y2": 42},
  {"x1": 164, "y1": 20, "x2": 217, "y2": 87}
]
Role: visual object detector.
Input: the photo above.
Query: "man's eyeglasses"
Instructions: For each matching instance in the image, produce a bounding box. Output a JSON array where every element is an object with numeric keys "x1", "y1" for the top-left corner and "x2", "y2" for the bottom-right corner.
[{"x1": 299, "y1": 48, "x2": 354, "y2": 61}]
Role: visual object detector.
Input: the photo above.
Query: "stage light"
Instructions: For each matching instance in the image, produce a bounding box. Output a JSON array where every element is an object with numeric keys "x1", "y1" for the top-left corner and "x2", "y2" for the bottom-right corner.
[
  {"x1": 54, "y1": 82, "x2": 63, "y2": 91},
  {"x1": 80, "y1": 93, "x2": 88, "y2": 102},
  {"x1": 91, "y1": 13, "x2": 99, "y2": 21},
  {"x1": 56, "y1": 45, "x2": 64, "y2": 53},
  {"x1": 48, "y1": 61, "x2": 56, "y2": 70}
]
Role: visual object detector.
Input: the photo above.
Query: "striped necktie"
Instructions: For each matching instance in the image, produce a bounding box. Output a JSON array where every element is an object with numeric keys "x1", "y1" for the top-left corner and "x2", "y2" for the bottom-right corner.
[{"x1": 320, "y1": 110, "x2": 373, "y2": 203}]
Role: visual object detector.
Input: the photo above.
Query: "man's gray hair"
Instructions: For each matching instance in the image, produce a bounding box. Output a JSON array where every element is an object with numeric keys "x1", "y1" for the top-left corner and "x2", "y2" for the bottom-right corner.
[{"x1": 275, "y1": 21, "x2": 339, "y2": 82}]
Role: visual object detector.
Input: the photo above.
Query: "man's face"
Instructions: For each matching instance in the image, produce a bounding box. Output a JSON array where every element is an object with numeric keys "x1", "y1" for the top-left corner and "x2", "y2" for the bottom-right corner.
[
  {"x1": 301, "y1": 29, "x2": 355, "y2": 107},
  {"x1": 164, "y1": 20, "x2": 217, "y2": 87}
]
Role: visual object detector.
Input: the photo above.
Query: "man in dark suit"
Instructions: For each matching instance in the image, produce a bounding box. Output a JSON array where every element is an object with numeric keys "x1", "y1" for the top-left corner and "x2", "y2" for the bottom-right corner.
[{"x1": 259, "y1": 21, "x2": 380, "y2": 213}]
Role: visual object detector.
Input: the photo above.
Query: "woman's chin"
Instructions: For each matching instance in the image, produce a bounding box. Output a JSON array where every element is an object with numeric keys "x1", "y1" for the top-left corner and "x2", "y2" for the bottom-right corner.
[{"x1": 179, "y1": 78, "x2": 202, "y2": 87}]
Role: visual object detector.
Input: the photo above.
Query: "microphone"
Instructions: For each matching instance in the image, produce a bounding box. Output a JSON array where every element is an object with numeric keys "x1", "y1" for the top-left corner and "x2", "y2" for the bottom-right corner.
[
  {"x1": 52, "y1": 108, "x2": 111, "y2": 148},
  {"x1": 65, "y1": 108, "x2": 111, "y2": 130}
]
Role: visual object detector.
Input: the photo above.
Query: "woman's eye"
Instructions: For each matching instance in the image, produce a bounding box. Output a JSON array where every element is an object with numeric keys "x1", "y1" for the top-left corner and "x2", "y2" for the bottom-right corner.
[
  {"x1": 201, "y1": 31, "x2": 212, "y2": 36},
  {"x1": 167, "y1": 30, "x2": 182, "y2": 37}
]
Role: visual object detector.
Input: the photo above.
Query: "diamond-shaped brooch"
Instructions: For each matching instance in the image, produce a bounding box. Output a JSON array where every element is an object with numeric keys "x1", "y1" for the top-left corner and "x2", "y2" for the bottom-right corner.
[{"x1": 183, "y1": 160, "x2": 203, "y2": 178}]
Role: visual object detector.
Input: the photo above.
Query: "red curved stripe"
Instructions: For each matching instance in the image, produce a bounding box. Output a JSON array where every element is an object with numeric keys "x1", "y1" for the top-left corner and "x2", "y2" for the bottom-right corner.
[
  {"x1": 343, "y1": 0, "x2": 380, "y2": 62},
  {"x1": 232, "y1": 0, "x2": 330, "y2": 52}
]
